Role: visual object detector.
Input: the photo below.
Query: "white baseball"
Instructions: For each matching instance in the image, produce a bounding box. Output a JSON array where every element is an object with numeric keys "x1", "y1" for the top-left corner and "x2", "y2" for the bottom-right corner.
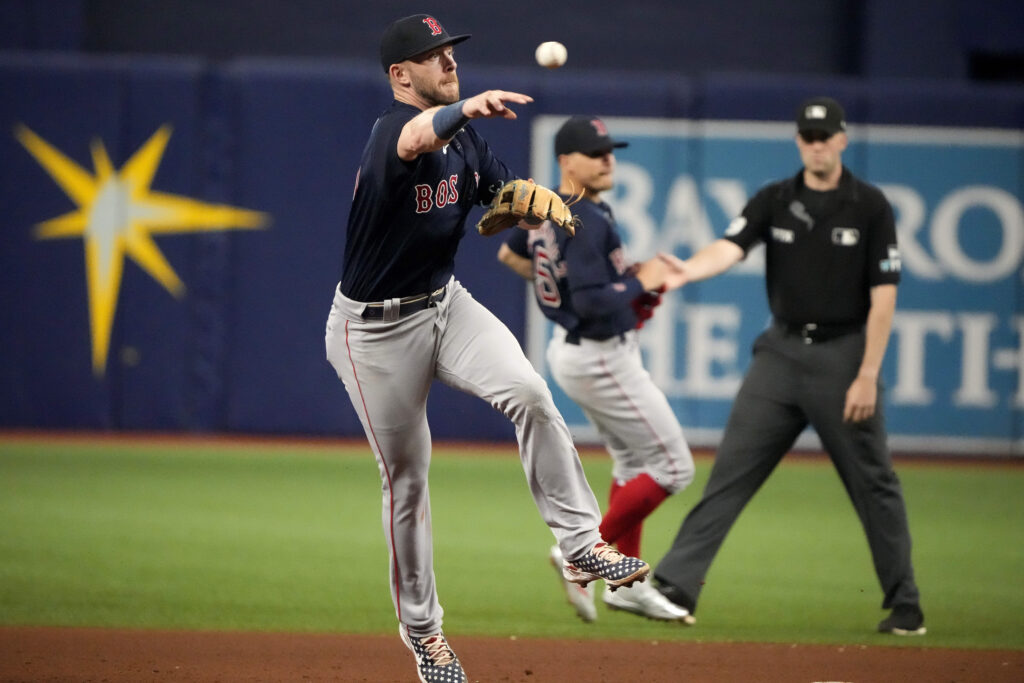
[{"x1": 535, "y1": 41, "x2": 567, "y2": 69}]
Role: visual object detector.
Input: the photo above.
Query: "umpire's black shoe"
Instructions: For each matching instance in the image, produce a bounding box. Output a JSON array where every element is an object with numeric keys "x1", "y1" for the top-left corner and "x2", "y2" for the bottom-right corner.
[
  {"x1": 878, "y1": 604, "x2": 927, "y2": 636},
  {"x1": 653, "y1": 579, "x2": 697, "y2": 617}
]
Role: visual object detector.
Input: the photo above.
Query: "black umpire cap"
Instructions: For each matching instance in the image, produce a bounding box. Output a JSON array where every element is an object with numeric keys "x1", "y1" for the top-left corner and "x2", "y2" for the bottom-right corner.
[
  {"x1": 555, "y1": 116, "x2": 629, "y2": 156},
  {"x1": 796, "y1": 96, "x2": 847, "y2": 134},
  {"x1": 380, "y1": 14, "x2": 471, "y2": 72}
]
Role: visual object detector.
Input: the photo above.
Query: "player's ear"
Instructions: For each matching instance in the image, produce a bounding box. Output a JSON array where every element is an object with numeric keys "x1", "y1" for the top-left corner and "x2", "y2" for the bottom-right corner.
[{"x1": 389, "y1": 63, "x2": 411, "y2": 87}]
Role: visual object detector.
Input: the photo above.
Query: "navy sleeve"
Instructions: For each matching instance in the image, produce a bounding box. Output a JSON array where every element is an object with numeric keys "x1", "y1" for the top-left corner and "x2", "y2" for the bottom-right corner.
[
  {"x1": 504, "y1": 227, "x2": 530, "y2": 258},
  {"x1": 464, "y1": 125, "x2": 515, "y2": 206},
  {"x1": 564, "y1": 206, "x2": 643, "y2": 318},
  {"x1": 572, "y1": 279, "x2": 644, "y2": 317}
]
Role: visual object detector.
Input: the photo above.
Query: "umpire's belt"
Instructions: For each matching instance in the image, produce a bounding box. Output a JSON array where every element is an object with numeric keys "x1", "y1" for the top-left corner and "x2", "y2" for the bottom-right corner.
[
  {"x1": 362, "y1": 286, "x2": 446, "y2": 321},
  {"x1": 777, "y1": 320, "x2": 863, "y2": 344}
]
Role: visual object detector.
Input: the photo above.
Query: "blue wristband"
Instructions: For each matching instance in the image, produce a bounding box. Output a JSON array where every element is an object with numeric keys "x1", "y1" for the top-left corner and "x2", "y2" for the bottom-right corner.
[{"x1": 432, "y1": 100, "x2": 470, "y2": 139}]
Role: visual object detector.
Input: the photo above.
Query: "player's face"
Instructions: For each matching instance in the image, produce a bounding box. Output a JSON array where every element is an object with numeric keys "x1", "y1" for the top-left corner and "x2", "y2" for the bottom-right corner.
[
  {"x1": 561, "y1": 149, "x2": 615, "y2": 197},
  {"x1": 407, "y1": 44, "x2": 460, "y2": 106},
  {"x1": 796, "y1": 130, "x2": 847, "y2": 181}
]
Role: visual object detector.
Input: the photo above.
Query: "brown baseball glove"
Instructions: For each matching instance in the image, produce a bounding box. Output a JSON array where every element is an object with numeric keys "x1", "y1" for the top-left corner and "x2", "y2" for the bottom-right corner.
[{"x1": 477, "y1": 179, "x2": 577, "y2": 237}]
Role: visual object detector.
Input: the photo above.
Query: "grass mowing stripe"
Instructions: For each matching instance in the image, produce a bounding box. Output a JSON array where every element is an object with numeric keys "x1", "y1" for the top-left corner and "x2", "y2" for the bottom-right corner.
[
  {"x1": 1, "y1": 440, "x2": 1021, "y2": 649},
  {"x1": 0, "y1": 444, "x2": 386, "y2": 631}
]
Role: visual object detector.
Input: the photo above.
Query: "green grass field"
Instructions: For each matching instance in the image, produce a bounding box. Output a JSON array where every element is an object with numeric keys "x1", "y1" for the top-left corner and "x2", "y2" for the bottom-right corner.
[{"x1": 1, "y1": 436, "x2": 1022, "y2": 650}]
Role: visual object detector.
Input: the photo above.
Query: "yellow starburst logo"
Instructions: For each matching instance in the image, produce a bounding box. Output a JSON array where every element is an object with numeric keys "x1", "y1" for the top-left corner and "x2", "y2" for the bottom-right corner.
[{"x1": 15, "y1": 124, "x2": 269, "y2": 376}]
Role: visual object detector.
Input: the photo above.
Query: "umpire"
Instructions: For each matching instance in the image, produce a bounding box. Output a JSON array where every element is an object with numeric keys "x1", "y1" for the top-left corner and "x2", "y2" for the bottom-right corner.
[{"x1": 653, "y1": 96, "x2": 925, "y2": 635}]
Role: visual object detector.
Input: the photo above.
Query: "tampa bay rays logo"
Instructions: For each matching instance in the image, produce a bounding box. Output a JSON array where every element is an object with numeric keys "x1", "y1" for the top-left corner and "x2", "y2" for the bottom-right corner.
[
  {"x1": 15, "y1": 124, "x2": 269, "y2": 376},
  {"x1": 422, "y1": 17, "x2": 443, "y2": 35}
]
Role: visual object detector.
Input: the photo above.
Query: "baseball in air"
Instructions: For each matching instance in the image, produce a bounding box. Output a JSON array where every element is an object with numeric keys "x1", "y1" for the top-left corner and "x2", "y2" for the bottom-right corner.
[{"x1": 535, "y1": 41, "x2": 568, "y2": 69}]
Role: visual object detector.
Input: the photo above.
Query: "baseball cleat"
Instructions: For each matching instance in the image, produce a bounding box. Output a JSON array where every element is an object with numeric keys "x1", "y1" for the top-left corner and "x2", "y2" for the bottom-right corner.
[
  {"x1": 399, "y1": 627, "x2": 468, "y2": 683},
  {"x1": 549, "y1": 544, "x2": 597, "y2": 622},
  {"x1": 562, "y1": 542, "x2": 649, "y2": 590},
  {"x1": 654, "y1": 580, "x2": 698, "y2": 615},
  {"x1": 877, "y1": 605, "x2": 926, "y2": 636},
  {"x1": 602, "y1": 581, "x2": 696, "y2": 624}
]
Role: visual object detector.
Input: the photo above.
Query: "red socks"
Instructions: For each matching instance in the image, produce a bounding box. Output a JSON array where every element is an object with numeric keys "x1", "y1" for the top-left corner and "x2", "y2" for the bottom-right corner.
[{"x1": 599, "y1": 473, "x2": 669, "y2": 557}]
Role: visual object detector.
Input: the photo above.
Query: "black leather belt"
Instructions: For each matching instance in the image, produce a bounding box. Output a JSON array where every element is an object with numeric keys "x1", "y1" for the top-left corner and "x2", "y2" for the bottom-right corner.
[
  {"x1": 362, "y1": 287, "x2": 446, "y2": 320},
  {"x1": 777, "y1": 320, "x2": 863, "y2": 344},
  {"x1": 565, "y1": 330, "x2": 627, "y2": 345}
]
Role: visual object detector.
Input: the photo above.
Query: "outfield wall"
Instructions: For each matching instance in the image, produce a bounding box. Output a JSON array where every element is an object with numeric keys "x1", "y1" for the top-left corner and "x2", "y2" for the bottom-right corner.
[{"x1": 1, "y1": 54, "x2": 1022, "y2": 454}]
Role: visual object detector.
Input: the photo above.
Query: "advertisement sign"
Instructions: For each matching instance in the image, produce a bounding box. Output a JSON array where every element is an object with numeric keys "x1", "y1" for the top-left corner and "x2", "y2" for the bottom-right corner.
[{"x1": 528, "y1": 116, "x2": 1024, "y2": 454}]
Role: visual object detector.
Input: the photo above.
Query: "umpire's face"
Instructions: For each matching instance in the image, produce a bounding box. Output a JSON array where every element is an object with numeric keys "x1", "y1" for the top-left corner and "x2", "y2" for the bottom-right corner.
[
  {"x1": 796, "y1": 130, "x2": 847, "y2": 181},
  {"x1": 404, "y1": 44, "x2": 461, "y2": 106}
]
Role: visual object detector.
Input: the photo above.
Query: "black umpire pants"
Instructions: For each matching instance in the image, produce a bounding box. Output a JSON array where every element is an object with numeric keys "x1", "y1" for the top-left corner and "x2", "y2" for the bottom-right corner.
[{"x1": 655, "y1": 323, "x2": 921, "y2": 611}]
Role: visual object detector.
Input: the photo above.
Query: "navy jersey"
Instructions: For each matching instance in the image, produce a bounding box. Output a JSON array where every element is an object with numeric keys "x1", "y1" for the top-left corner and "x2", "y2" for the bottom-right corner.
[
  {"x1": 506, "y1": 195, "x2": 644, "y2": 340},
  {"x1": 724, "y1": 166, "x2": 901, "y2": 325},
  {"x1": 340, "y1": 101, "x2": 515, "y2": 302}
]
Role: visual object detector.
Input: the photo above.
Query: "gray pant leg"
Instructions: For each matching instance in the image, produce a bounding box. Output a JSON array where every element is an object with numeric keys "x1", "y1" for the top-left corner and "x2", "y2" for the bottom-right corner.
[
  {"x1": 433, "y1": 284, "x2": 603, "y2": 559},
  {"x1": 547, "y1": 331, "x2": 694, "y2": 494},
  {"x1": 325, "y1": 289, "x2": 444, "y2": 636},
  {"x1": 801, "y1": 333, "x2": 920, "y2": 609},
  {"x1": 655, "y1": 335, "x2": 806, "y2": 604}
]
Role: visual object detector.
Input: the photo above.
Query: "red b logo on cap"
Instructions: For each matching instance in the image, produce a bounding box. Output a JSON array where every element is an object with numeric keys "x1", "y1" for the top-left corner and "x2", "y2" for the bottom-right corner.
[{"x1": 422, "y1": 17, "x2": 443, "y2": 35}]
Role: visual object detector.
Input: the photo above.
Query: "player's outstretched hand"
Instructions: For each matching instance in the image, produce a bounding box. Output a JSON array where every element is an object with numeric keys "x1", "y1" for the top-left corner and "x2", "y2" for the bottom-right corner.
[
  {"x1": 658, "y1": 252, "x2": 690, "y2": 291},
  {"x1": 634, "y1": 257, "x2": 669, "y2": 291},
  {"x1": 463, "y1": 90, "x2": 534, "y2": 120}
]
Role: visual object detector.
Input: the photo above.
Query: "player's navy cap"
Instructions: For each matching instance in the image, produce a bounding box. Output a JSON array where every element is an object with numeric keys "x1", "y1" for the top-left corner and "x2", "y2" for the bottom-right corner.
[
  {"x1": 380, "y1": 14, "x2": 471, "y2": 72},
  {"x1": 796, "y1": 96, "x2": 846, "y2": 134},
  {"x1": 554, "y1": 116, "x2": 629, "y2": 156}
]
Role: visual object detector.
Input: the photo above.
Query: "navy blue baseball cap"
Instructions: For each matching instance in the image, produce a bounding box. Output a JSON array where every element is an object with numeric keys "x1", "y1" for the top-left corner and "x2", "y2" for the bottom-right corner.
[
  {"x1": 380, "y1": 14, "x2": 471, "y2": 72},
  {"x1": 554, "y1": 116, "x2": 628, "y2": 156}
]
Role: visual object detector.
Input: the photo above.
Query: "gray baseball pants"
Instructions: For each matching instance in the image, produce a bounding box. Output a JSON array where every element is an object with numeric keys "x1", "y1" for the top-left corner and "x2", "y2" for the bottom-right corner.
[
  {"x1": 546, "y1": 327, "x2": 694, "y2": 494},
  {"x1": 326, "y1": 278, "x2": 602, "y2": 636}
]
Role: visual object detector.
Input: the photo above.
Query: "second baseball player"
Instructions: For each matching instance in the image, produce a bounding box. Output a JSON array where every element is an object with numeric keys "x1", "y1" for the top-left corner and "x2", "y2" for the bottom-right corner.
[{"x1": 499, "y1": 116, "x2": 695, "y2": 623}]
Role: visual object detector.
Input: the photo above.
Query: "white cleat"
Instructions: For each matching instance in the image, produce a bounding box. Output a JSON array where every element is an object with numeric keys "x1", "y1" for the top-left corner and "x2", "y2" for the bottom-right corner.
[
  {"x1": 549, "y1": 545, "x2": 597, "y2": 622},
  {"x1": 602, "y1": 580, "x2": 696, "y2": 624}
]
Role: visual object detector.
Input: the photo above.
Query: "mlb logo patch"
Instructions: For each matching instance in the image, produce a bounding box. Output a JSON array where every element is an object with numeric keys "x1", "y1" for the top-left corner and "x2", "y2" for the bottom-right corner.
[
  {"x1": 805, "y1": 104, "x2": 827, "y2": 120},
  {"x1": 832, "y1": 227, "x2": 860, "y2": 246}
]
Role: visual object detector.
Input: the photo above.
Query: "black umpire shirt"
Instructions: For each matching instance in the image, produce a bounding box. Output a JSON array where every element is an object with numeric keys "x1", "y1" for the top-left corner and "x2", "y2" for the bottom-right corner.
[{"x1": 724, "y1": 166, "x2": 901, "y2": 326}]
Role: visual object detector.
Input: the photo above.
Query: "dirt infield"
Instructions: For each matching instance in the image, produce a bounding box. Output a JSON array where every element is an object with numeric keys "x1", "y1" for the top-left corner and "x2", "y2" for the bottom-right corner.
[{"x1": 2, "y1": 627, "x2": 1022, "y2": 683}]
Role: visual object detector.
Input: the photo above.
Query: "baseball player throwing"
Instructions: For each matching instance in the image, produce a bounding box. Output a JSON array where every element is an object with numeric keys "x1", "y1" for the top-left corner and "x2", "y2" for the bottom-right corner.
[
  {"x1": 324, "y1": 16, "x2": 650, "y2": 683},
  {"x1": 499, "y1": 116, "x2": 695, "y2": 624}
]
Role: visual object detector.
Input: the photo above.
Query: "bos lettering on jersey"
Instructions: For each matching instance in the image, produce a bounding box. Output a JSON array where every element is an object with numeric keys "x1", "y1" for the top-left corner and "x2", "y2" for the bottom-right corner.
[{"x1": 414, "y1": 175, "x2": 460, "y2": 213}]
